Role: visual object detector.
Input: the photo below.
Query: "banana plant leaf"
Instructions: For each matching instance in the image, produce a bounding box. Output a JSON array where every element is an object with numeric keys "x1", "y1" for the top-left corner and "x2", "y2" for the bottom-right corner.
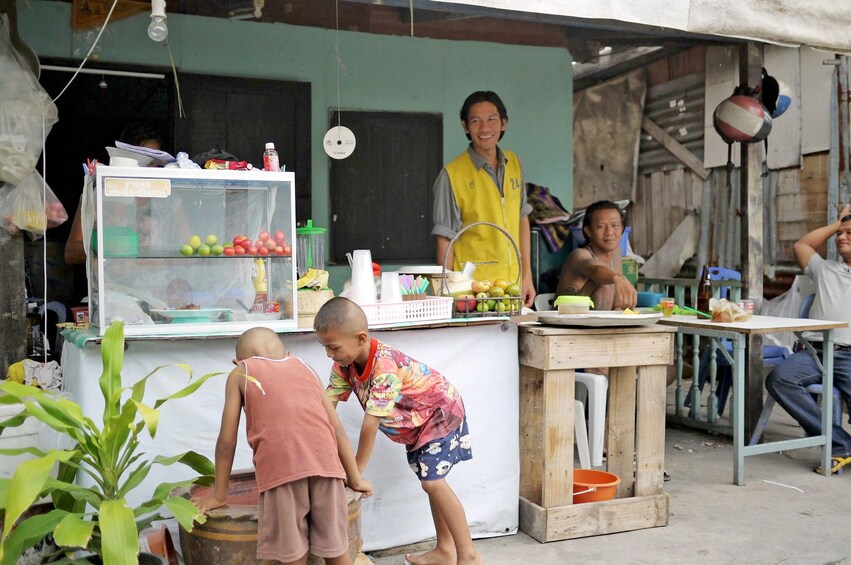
[{"x1": 99, "y1": 499, "x2": 139, "y2": 565}]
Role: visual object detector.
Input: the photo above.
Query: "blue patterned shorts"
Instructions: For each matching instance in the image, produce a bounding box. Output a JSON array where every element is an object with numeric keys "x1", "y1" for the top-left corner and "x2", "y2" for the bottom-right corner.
[{"x1": 406, "y1": 418, "x2": 473, "y2": 481}]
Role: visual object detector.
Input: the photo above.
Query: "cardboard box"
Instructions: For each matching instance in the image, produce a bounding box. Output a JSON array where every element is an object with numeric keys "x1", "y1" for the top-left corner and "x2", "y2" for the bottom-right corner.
[{"x1": 622, "y1": 258, "x2": 638, "y2": 287}]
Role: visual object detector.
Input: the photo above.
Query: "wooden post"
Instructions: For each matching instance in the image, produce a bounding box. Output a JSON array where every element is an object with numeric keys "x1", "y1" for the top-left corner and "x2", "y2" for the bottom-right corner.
[
  {"x1": 0, "y1": 233, "x2": 27, "y2": 376},
  {"x1": 740, "y1": 42, "x2": 765, "y2": 439}
]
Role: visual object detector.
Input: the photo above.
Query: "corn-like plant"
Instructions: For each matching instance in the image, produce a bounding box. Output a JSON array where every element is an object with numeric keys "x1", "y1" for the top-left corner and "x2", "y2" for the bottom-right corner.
[{"x1": 0, "y1": 322, "x2": 223, "y2": 564}]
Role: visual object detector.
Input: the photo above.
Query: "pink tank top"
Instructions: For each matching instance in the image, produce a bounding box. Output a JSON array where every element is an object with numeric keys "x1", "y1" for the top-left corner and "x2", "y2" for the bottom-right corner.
[{"x1": 242, "y1": 357, "x2": 345, "y2": 492}]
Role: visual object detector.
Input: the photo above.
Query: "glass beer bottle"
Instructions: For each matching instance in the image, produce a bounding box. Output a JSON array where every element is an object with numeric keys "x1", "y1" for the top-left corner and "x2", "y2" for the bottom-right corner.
[{"x1": 696, "y1": 266, "x2": 712, "y2": 315}]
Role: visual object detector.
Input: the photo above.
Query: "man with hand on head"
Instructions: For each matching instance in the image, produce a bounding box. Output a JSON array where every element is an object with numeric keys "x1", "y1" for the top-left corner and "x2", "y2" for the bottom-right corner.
[{"x1": 766, "y1": 203, "x2": 851, "y2": 475}]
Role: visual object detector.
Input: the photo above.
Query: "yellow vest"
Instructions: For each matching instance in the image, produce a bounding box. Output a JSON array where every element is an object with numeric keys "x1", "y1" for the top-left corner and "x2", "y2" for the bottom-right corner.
[{"x1": 445, "y1": 149, "x2": 522, "y2": 282}]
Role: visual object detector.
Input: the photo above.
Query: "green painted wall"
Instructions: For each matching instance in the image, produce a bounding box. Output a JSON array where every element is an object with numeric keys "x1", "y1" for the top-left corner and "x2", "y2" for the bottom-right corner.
[{"x1": 19, "y1": 0, "x2": 572, "y2": 288}]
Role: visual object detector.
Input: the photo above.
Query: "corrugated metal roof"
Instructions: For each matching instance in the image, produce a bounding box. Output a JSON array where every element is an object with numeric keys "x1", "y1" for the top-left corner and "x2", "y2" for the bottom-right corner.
[{"x1": 639, "y1": 72, "x2": 704, "y2": 174}]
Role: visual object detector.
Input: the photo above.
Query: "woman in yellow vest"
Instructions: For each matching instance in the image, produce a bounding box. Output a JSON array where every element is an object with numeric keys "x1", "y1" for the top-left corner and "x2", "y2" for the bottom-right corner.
[{"x1": 431, "y1": 91, "x2": 536, "y2": 307}]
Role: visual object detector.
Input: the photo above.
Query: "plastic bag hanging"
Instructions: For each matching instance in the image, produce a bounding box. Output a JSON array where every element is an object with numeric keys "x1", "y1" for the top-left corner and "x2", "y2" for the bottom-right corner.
[
  {"x1": 0, "y1": 170, "x2": 68, "y2": 238},
  {"x1": 0, "y1": 14, "x2": 58, "y2": 185}
]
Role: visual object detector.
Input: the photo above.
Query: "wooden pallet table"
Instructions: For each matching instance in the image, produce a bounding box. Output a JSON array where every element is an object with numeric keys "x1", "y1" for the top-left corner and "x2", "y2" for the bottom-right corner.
[{"x1": 518, "y1": 323, "x2": 675, "y2": 542}]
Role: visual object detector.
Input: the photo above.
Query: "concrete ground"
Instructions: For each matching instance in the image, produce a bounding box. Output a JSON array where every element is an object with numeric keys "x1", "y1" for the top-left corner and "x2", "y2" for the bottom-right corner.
[{"x1": 368, "y1": 398, "x2": 851, "y2": 565}]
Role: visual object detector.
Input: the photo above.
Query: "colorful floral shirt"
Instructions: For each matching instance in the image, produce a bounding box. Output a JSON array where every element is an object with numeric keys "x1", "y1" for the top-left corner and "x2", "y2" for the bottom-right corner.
[{"x1": 325, "y1": 339, "x2": 465, "y2": 451}]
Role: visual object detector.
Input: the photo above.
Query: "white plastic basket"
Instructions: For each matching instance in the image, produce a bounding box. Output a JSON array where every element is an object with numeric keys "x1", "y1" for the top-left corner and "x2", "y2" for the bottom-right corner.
[{"x1": 361, "y1": 296, "x2": 453, "y2": 326}]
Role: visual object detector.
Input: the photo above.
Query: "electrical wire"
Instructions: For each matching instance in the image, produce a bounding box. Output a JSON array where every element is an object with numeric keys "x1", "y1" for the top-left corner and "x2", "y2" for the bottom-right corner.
[
  {"x1": 41, "y1": 116, "x2": 48, "y2": 363},
  {"x1": 52, "y1": 0, "x2": 119, "y2": 103},
  {"x1": 335, "y1": 0, "x2": 342, "y2": 129},
  {"x1": 165, "y1": 42, "x2": 186, "y2": 118},
  {"x1": 37, "y1": 0, "x2": 116, "y2": 361}
]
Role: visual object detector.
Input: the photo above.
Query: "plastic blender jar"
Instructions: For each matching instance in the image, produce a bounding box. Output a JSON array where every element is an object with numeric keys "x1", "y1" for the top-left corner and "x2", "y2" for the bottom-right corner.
[{"x1": 296, "y1": 219, "x2": 326, "y2": 276}]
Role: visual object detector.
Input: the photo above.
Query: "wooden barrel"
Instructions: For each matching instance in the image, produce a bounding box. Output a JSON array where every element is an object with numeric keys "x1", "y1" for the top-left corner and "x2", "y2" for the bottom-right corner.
[{"x1": 176, "y1": 471, "x2": 362, "y2": 564}]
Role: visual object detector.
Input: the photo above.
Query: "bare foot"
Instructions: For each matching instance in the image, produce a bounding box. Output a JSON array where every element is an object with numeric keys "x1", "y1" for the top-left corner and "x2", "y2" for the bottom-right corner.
[
  {"x1": 457, "y1": 550, "x2": 484, "y2": 565},
  {"x1": 405, "y1": 547, "x2": 456, "y2": 565}
]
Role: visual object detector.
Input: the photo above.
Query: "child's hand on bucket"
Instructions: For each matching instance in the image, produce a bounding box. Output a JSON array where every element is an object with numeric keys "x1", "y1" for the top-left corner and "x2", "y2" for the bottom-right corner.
[
  {"x1": 192, "y1": 493, "x2": 226, "y2": 515},
  {"x1": 347, "y1": 476, "x2": 373, "y2": 498}
]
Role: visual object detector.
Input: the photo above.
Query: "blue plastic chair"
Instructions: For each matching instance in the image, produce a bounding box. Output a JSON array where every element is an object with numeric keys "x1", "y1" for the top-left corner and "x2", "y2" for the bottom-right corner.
[
  {"x1": 708, "y1": 267, "x2": 741, "y2": 299},
  {"x1": 749, "y1": 293, "x2": 843, "y2": 445}
]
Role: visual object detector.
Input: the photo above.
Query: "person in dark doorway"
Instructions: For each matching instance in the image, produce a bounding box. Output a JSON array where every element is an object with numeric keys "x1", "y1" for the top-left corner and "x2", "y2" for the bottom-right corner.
[
  {"x1": 766, "y1": 203, "x2": 851, "y2": 475},
  {"x1": 64, "y1": 122, "x2": 162, "y2": 265},
  {"x1": 431, "y1": 91, "x2": 536, "y2": 307},
  {"x1": 555, "y1": 199, "x2": 637, "y2": 310}
]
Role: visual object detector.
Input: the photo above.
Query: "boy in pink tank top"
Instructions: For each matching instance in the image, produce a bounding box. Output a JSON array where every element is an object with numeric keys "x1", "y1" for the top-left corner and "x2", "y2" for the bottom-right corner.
[
  {"x1": 315, "y1": 298, "x2": 483, "y2": 565},
  {"x1": 192, "y1": 327, "x2": 372, "y2": 565}
]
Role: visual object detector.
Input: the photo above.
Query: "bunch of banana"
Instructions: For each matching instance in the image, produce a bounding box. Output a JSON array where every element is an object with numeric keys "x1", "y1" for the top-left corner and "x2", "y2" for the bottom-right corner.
[{"x1": 297, "y1": 268, "x2": 329, "y2": 290}]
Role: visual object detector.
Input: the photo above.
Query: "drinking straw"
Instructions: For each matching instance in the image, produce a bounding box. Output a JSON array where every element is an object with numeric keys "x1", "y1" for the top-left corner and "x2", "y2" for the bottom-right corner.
[{"x1": 680, "y1": 305, "x2": 712, "y2": 318}]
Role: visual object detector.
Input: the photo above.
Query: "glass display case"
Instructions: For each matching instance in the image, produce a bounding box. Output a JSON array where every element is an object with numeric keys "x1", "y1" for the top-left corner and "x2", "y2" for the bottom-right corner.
[{"x1": 86, "y1": 166, "x2": 297, "y2": 336}]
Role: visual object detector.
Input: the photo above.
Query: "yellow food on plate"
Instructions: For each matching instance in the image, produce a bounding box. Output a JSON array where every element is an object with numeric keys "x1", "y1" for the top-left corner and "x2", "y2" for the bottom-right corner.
[{"x1": 622, "y1": 308, "x2": 639, "y2": 315}]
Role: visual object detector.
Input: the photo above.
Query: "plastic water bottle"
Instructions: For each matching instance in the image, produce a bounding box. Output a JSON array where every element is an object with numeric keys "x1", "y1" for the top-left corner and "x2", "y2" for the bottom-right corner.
[{"x1": 263, "y1": 142, "x2": 280, "y2": 172}]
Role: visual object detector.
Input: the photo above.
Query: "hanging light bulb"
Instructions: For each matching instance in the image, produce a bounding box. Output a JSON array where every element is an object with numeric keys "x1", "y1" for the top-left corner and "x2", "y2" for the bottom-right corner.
[{"x1": 148, "y1": 0, "x2": 168, "y2": 42}]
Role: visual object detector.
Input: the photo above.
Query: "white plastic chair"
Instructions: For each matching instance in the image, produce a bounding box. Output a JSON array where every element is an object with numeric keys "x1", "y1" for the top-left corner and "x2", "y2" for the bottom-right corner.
[
  {"x1": 574, "y1": 400, "x2": 591, "y2": 469},
  {"x1": 534, "y1": 292, "x2": 555, "y2": 311},
  {"x1": 575, "y1": 372, "x2": 608, "y2": 467}
]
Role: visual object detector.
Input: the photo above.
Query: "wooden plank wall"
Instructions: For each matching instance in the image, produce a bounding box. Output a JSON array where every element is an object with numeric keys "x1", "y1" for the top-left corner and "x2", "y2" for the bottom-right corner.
[
  {"x1": 631, "y1": 152, "x2": 828, "y2": 267},
  {"x1": 775, "y1": 152, "x2": 829, "y2": 260},
  {"x1": 631, "y1": 168, "x2": 702, "y2": 258},
  {"x1": 626, "y1": 45, "x2": 829, "y2": 270}
]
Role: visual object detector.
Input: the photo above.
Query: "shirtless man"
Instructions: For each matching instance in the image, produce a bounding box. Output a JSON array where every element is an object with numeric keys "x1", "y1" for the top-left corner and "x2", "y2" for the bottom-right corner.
[{"x1": 555, "y1": 200, "x2": 637, "y2": 310}]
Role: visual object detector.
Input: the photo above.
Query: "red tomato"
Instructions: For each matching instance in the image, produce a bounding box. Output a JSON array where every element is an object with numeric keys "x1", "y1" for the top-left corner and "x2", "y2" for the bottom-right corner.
[
  {"x1": 223, "y1": 246, "x2": 236, "y2": 256},
  {"x1": 274, "y1": 230, "x2": 285, "y2": 244},
  {"x1": 258, "y1": 246, "x2": 270, "y2": 256},
  {"x1": 239, "y1": 239, "x2": 252, "y2": 250},
  {"x1": 232, "y1": 235, "x2": 247, "y2": 246},
  {"x1": 258, "y1": 231, "x2": 270, "y2": 242},
  {"x1": 264, "y1": 239, "x2": 277, "y2": 250},
  {"x1": 234, "y1": 246, "x2": 246, "y2": 255},
  {"x1": 273, "y1": 246, "x2": 284, "y2": 256},
  {"x1": 283, "y1": 244, "x2": 292, "y2": 256},
  {"x1": 248, "y1": 245, "x2": 259, "y2": 255}
]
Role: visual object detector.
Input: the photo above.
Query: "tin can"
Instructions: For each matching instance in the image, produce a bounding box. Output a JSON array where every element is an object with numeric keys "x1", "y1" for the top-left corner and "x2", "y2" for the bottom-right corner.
[
  {"x1": 265, "y1": 301, "x2": 280, "y2": 314},
  {"x1": 738, "y1": 299, "x2": 755, "y2": 314}
]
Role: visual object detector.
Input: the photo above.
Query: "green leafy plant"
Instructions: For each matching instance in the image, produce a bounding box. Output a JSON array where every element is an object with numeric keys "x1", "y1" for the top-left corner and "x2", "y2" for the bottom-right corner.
[{"x1": 0, "y1": 322, "x2": 223, "y2": 564}]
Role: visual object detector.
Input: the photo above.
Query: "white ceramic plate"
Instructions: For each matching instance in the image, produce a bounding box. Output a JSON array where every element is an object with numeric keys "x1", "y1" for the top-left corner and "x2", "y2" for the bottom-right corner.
[
  {"x1": 537, "y1": 310, "x2": 663, "y2": 327},
  {"x1": 150, "y1": 308, "x2": 230, "y2": 323},
  {"x1": 106, "y1": 147, "x2": 154, "y2": 167}
]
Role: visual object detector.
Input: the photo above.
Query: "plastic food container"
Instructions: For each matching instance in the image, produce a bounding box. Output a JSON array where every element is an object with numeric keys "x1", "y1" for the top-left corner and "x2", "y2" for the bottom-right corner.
[
  {"x1": 91, "y1": 226, "x2": 140, "y2": 257},
  {"x1": 554, "y1": 295, "x2": 594, "y2": 314}
]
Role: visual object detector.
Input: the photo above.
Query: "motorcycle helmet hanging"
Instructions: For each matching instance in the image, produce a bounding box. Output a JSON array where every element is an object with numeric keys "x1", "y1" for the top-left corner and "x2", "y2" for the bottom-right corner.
[{"x1": 712, "y1": 86, "x2": 773, "y2": 144}]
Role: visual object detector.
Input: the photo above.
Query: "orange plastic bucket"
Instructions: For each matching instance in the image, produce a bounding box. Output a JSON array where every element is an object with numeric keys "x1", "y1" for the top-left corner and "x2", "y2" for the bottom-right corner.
[{"x1": 572, "y1": 469, "x2": 621, "y2": 504}]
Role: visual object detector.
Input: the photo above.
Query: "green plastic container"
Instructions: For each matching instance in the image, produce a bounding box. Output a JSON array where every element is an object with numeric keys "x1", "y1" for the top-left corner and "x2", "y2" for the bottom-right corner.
[
  {"x1": 90, "y1": 226, "x2": 139, "y2": 257},
  {"x1": 622, "y1": 258, "x2": 638, "y2": 287}
]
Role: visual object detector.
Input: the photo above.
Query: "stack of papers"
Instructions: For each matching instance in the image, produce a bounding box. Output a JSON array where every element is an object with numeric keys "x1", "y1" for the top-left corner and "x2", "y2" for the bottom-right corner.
[{"x1": 115, "y1": 141, "x2": 176, "y2": 165}]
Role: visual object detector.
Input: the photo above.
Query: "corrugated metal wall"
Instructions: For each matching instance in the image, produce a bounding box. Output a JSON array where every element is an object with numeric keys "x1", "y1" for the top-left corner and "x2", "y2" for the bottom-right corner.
[
  {"x1": 579, "y1": 45, "x2": 835, "y2": 283},
  {"x1": 638, "y1": 72, "x2": 705, "y2": 175}
]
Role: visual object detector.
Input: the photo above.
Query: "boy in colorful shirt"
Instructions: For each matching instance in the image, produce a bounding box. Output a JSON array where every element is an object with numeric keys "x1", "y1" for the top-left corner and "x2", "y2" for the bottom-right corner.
[
  {"x1": 193, "y1": 327, "x2": 372, "y2": 564},
  {"x1": 315, "y1": 297, "x2": 483, "y2": 565}
]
